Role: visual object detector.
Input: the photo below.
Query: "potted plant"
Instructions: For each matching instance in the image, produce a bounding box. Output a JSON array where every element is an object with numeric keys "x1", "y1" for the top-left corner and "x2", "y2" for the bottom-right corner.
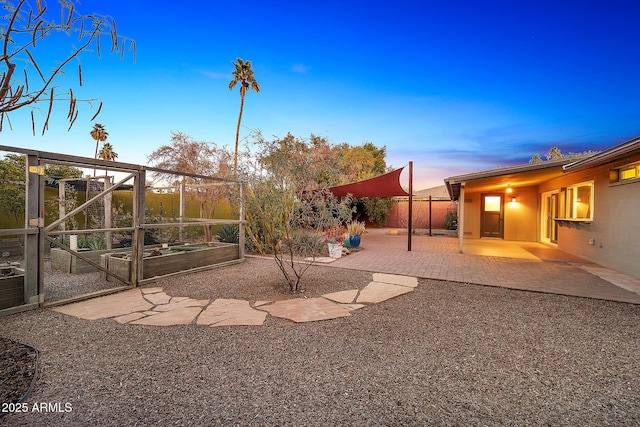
[
  {"x1": 324, "y1": 228, "x2": 344, "y2": 258},
  {"x1": 346, "y1": 221, "x2": 365, "y2": 248},
  {"x1": 342, "y1": 232, "x2": 352, "y2": 248}
]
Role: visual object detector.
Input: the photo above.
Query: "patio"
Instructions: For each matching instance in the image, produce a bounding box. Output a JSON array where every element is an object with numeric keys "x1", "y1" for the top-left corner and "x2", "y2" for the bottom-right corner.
[{"x1": 330, "y1": 228, "x2": 640, "y2": 304}]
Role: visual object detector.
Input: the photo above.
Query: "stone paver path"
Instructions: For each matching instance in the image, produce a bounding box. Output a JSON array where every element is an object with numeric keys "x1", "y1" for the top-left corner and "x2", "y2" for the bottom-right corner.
[
  {"x1": 260, "y1": 297, "x2": 352, "y2": 323},
  {"x1": 197, "y1": 299, "x2": 267, "y2": 327},
  {"x1": 51, "y1": 273, "x2": 418, "y2": 327}
]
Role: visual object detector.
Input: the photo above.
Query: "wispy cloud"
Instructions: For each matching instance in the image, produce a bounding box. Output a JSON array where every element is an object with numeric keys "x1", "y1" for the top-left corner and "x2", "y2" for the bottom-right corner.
[
  {"x1": 200, "y1": 70, "x2": 229, "y2": 80},
  {"x1": 292, "y1": 64, "x2": 310, "y2": 74}
]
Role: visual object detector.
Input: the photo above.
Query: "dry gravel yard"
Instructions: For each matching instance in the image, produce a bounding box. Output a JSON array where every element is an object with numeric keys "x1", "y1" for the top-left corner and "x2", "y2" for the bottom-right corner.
[{"x1": 1, "y1": 256, "x2": 639, "y2": 426}]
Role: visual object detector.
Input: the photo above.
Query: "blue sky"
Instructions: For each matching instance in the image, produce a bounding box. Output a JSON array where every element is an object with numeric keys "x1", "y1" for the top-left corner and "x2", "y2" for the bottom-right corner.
[{"x1": 2, "y1": 0, "x2": 639, "y2": 189}]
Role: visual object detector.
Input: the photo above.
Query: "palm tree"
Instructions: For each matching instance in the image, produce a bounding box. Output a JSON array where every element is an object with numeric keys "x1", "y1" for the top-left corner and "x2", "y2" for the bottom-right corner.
[
  {"x1": 90, "y1": 123, "x2": 109, "y2": 176},
  {"x1": 98, "y1": 142, "x2": 118, "y2": 176},
  {"x1": 229, "y1": 58, "x2": 260, "y2": 178},
  {"x1": 98, "y1": 142, "x2": 118, "y2": 249}
]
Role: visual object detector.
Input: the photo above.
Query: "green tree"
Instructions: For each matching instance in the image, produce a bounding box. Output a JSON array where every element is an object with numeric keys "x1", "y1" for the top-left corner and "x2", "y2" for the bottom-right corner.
[
  {"x1": 229, "y1": 58, "x2": 260, "y2": 178},
  {"x1": 0, "y1": 0, "x2": 135, "y2": 133},
  {"x1": 336, "y1": 142, "x2": 387, "y2": 183},
  {"x1": 250, "y1": 131, "x2": 395, "y2": 225},
  {"x1": 362, "y1": 197, "x2": 394, "y2": 225},
  {"x1": 0, "y1": 153, "x2": 25, "y2": 220},
  {"x1": 529, "y1": 147, "x2": 600, "y2": 163},
  {"x1": 44, "y1": 164, "x2": 83, "y2": 179},
  {"x1": 546, "y1": 146, "x2": 563, "y2": 160}
]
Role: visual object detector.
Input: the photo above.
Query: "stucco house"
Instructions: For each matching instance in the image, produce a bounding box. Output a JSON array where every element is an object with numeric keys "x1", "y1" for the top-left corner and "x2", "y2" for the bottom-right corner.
[{"x1": 444, "y1": 136, "x2": 640, "y2": 280}]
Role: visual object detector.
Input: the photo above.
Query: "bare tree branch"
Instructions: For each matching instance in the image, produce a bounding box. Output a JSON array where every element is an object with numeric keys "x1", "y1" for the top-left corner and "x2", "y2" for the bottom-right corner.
[{"x1": 0, "y1": 0, "x2": 135, "y2": 133}]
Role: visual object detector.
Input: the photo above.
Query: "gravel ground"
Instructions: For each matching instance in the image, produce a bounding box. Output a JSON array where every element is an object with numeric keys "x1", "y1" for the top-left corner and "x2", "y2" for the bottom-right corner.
[{"x1": 1, "y1": 256, "x2": 640, "y2": 426}]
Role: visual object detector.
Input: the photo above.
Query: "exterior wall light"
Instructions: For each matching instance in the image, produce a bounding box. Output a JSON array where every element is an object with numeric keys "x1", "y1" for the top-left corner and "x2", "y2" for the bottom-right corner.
[{"x1": 511, "y1": 196, "x2": 517, "y2": 203}]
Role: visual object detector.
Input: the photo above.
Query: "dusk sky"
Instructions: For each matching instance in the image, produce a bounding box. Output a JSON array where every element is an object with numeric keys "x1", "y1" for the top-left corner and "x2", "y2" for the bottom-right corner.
[{"x1": 2, "y1": 0, "x2": 639, "y2": 189}]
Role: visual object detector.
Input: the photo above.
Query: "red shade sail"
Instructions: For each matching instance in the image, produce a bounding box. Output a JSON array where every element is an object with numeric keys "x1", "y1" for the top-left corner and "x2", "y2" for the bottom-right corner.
[{"x1": 324, "y1": 167, "x2": 409, "y2": 198}]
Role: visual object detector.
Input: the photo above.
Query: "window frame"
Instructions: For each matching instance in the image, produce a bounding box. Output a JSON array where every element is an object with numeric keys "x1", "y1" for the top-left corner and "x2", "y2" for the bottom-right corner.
[
  {"x1": 560, "y1": 181, "x2": 594, "y2": 221},
  {"x1": 610, "y1": 162, "x2": 640, "y2": 185}
]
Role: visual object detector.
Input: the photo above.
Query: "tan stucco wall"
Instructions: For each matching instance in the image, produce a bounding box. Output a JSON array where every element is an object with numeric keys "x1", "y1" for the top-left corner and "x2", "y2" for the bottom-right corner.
[
  {"x1": 542, "y1": 161, "x2": 640, "y2": 279},
  {"x1": 461, "y1": 186, "x2": 539, "y2": 241},
  {"x1": 503, "y1": 186, "x2": 538, "y2": 241},
  {"x1": 462, "y1": 192, "x2": 480, "y2": 238}
]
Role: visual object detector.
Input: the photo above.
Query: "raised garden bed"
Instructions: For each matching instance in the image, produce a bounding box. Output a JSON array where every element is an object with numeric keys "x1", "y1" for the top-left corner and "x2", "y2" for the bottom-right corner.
[
  {"x1": 50, "y1": 247, "x2": 114, "y2": 274},
  {"x1": 103, "y1": 242, "x2": 239, "y2": 281},
  {"x1": 0, "y1": 265, "x2": 25, "y2": 310}
]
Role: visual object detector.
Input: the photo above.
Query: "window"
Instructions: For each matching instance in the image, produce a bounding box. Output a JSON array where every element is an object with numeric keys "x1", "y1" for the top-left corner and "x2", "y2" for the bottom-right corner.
[
  {"x1": 484, "y1": 196, "x2": 501, "y2": 212},
  {"x1": 610, "y1": 163, "x2": 640, "y2": 183},
  {"x1": 563, "y1": 181, "x2": 593, "y2": 220},
  {"x1": 620, "y1": 166, "x2": 639, "y2": 180}
]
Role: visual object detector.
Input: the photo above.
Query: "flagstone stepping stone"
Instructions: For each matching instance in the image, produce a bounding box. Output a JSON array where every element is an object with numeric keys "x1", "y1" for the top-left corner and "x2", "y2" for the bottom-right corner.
[
  {"x1": 356, "y1": 281, "x2": 414, "y2": 304},
  {"x1": 51, "y1": 289, "x2": 153, "y2": 320},
  {"x1": 141, "y1": 287, "x2": 163, "y2": 294},
  {"x1": 153, "y1": 298, "x2": 209, "y2": 312},
  {"x1": 322, "y1": 289, "x2": 359, "y2": 304},
  {"x1": 259, "y1": 297, "x2": 351, "y2": 323},
  {"x1": 113, "y1": 312, "x2": 147, "y2": 324},
  {"x1": 253, "y1": 301, "x2": 272, "y2": 307},
  {"x1": 372, "y1": 273, "x2": 418, "y2": 288},
  {"x1": 143, "y1": 291, "x2": 172, "y2": 305},
  {"x1": 197, "y1": 299, "x2": 267, "y2": 326},
  {"x1": 340, "y1": 303, "x2": 366, "y2": 311},
  {"x1": 130, "y1": 307, "x2": 203, "y2": 326},
  {"x1": 305, "y1": 257, "x2": 336, "y2": 264}
]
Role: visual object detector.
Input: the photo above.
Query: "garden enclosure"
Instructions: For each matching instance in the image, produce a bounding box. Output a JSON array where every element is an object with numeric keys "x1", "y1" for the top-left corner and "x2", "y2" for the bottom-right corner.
[{"x1": 0, "y1": 145, "x2": 245, "y2": 316}]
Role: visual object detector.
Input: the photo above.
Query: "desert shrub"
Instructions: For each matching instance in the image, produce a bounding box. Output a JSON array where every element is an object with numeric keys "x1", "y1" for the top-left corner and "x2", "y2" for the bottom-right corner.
[{"x1": 444, "y1": 209, "x2": 458, "y2": 230}]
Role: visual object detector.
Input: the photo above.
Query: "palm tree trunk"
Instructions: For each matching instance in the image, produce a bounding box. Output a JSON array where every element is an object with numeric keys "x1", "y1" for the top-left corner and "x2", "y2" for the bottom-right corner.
[
  {"x1": 233, "y1": 93, "x2": 245, "y2": 179},
  {"x1": 93, "y1": 141, "x2": 99, "y2": 177}
]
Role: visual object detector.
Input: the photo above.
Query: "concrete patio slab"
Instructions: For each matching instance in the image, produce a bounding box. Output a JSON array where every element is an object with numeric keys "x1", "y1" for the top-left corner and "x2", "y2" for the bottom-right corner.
[
  {"x1": 372, "y1": 273, "x2": 418, "y2": 288},
  {"x1": 322, "y1": 289, "x2": 359, "y2": 304},
  {"x1": 259, "y1": 297, "x2": 352, "y2": 323},
  {"x1": 356, "y1": 281, "x2": 414, "y2": 305},
  {"x1": 576, "y1": 264, "x2": 640, "y2": 295},
  {"x1": 51, "y1": 289, "x2": 153, "y2": 320},
  {"x1": 130, "y1": 307, "x2": 203, "y2": 326},
  {"x1": 330, "y1": 228, "x2": 640, "y2": 304},
  {"x1": 197, "y1": 299, "x2": 267, "y2": 326}
]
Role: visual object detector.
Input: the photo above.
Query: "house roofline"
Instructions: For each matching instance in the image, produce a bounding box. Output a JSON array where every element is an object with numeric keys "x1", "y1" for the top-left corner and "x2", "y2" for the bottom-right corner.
[
  {"x1": 443, "y1": 156, "x2": 592, "y2": 201},
  {"x1": 563, "y1": 136, "x2": 640, "y2": 172}
]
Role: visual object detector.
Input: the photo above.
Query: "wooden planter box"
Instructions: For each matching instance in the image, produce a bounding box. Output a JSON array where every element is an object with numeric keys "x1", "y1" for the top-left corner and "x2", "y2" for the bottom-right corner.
[
  {"x1": 0, "y1": 266, "x2": 25, "y2": 310},
  {"x1": 103, "y1": 242, "x2": 239, "y2": 282},
  {"x1": 50, "y1": 248, "x2": 114, "y2": 274}
]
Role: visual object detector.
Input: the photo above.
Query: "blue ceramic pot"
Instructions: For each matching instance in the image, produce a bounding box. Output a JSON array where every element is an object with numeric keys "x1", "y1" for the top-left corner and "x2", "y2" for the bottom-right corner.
[{"x1": 349, "y1": 235, "x2": 361, "y2": 248}]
